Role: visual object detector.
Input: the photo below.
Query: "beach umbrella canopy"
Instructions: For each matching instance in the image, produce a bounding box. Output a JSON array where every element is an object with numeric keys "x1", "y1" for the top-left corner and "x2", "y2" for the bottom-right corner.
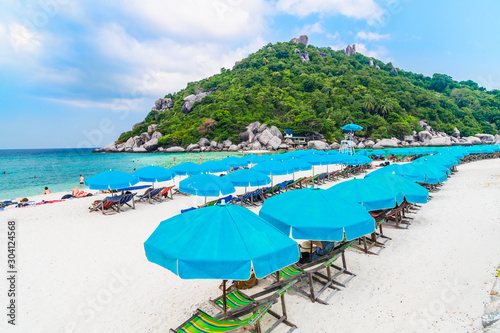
[
  {"x1": 179, "y1": 174, "x2": 235, "y2": 197},
  {"x1": 242, "y1": 155, "x2": 261, "y2": 164},
  {"x1": 252, "y1": 160, "x2": 295, "y2": 176},
  {"x1": 200, "y1": 160, "x2": 231, "y2": 174},
  {"x1": 282, "y1": 158, "x2": 313, "y2": 172},
  {"x1": 365, "y1": 164, "x2": 427, "y2": 183},
  {"x1": 363, "y1": 173, "x2": 429, "y2": 204},
  {"x1": 327, "y1": 178, "x2": 402, "y2": 211},
  {"x1": 225, "y1": 169, "x2": 271, "y2": 187},
  {"x1": 85, "y1": 170, "x2": 139, "y2": 190},
  {"x1": 259, "y1": 187, "x2": 375, "y2": 241},
  {"x1": 132, "y1": 166, "x2": 176, "y2": 183},
  {"x1": 221, "y1": 156, "x2": 248, "y2": 169},
  {"x1": 341, "y1": 123, "x2": 363, "y2": 132},
  {"x1": 144, "y1": 204, "x2": 300, "y2": 279},
  {"x1": 171, "y1": 162, "x2": 203, "y2": 176},
  {"x1": 369, "y1": 150, "x2": 386, "y2": 156}
]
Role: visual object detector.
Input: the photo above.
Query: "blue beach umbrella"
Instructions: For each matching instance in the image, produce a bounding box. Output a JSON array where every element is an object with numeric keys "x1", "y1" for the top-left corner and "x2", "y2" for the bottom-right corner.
[
  {"x1": 179, "y1": 174, "x2": 235, "y2": 197},
  {"x1": 365, "y1": 164, "x2": 427, "y2": 183},
  {"x1": 341, "y1": 123, "x2": 363, "y2": 132},
  {"x1": 85, "y1": 170, "x2": 139, "y2": 190},
  {"x1": 364, "y1": 173, "x2": 429, "y2": 204},
  {"x1": 225, "y1": 169, "x2": 271, "y2": 187},
  {"x1": 252, "y1": 160, "x2": 295, "y2": 176},
  {"x1": 242, "y1": 155, "x2": 261, "y2": 164},
  {"x1": 221, "y1": 156, "x2": 248, "y2": 169},
  {"x1": 200, "y1": 160, "x2": 231, "y2": 174},
  {"x1": 144, "y1": 204, "x2": 300, "y2": 280},
  {"x1": 170, "y1": 162, "x2": 203, "y2": 176},
  {"x1": 327, "y1": 178, "x2": 403, "y2": 211},
  {"x1": 282, "y1": 158, "x2": 313, "y2": 172},
  {"x1": 259, "y1": 187, "x2": 375, "y2": 241},
  {"x1": 132, "y1": 166, "x2": 176, "y2": 183},
  {"x1": 369, "y1": 150, "x2": 386, "y2": 156}
]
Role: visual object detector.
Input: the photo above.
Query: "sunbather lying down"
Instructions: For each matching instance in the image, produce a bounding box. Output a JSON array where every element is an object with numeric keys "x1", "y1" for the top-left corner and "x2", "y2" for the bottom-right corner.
[{"x1": 72, "y1": 186, "x2": 88, "y2": 198}]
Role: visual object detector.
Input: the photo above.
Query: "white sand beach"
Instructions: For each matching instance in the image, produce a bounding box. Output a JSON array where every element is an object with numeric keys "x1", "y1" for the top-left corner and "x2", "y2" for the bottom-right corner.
[{"x1": 1, "y1": 159, "x2": 499, "y2": 332}]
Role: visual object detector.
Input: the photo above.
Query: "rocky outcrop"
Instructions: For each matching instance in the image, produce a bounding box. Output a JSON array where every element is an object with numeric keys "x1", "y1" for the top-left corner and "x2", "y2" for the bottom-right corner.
[
  {"x1": 452, "y1": 127, "x2": 461, "y2": 138},
  {"x1": 330, "y1": 142, "x2": 340, "y2": 149},
  {"x1": 294, "y1": 49, "x2": 309, "y2": 62},
  {"x1": 373, "y1": 139, "x2": 398, "y2": 149},
  {"x1": 154, "y1": 98, "x2": 173, "y2": 111},
  {"x1": 290, "y1": 35, "x2": 308, "y2": 46},
  {"x1": 228, "y1": 144, "x2": 239, "y2": 151},
  {"x1": 465, "y1": 136, "x2": 482, "y2": 145},
  {"x1": 391, "y1": 67, "x2": 398, "y2": 75},
  {"x1": 375, "y1": 64, "x2": 380, "y2": 69},
  {"x1": 186, "y1": 143, "x2": 200, "y2": 152},
  {"x1": 223, "y1": 139, "x2": 232, "y2": 148},
  {"x1": 181, "y1": 90, "x2": 214, "y2": 113},
  {"x1": 148, "y1": 124, "x2": 159, "y2": 132},
  {"x1": 369, "y1": 59, "x2": 374, "y2": 66},
  {"x1": 308, "y1": 140, "x2": 329, "y2": 150},
  {"x1": 345, "y1": 44, "x2": 356, "y2": 56},
  {"x1": 165, "y1": 146, "x2": 185, "y2": 153},
  {"x1": 268, "y1": 136, "x2": 282, "y2": 150},
  {"x1": 418, "y1": 131, "x2": 432, "y2": 142},
  {"x1": 428, "y1": 137, "x2": 452, "y2": 146},
  {"x1": 143, "y1": 138, "x2": 159, "y2": 151},
  {"x1": 269, "y1": 126, "x2": 283, "y2": 140},
  {"x1": 197, "y1": 138, "x2": 210, "y2": 147},
  {"x1": 257, "y1": 129, "x2": 274, "y2": 146},
  {"x1": 476, "y1": 133, "x2": 495, "y2": 143}
]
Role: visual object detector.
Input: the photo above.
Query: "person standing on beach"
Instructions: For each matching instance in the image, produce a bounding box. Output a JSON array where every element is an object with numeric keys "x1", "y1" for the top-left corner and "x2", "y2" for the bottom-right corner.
[{"x1": 79, "y1": 175, "x2": 84, "y2": 184}]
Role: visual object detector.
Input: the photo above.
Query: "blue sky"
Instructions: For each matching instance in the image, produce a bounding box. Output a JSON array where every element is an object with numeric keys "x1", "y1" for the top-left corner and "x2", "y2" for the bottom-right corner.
[{"x1": 1, "y1": 0, "x2": 499, "y2": 149}]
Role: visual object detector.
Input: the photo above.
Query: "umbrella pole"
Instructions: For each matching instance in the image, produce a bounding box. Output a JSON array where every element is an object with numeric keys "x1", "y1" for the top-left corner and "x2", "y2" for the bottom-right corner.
[
  {"x1": 223, "y1": 279, "x2": 227, "y2": 317},
  {"x1": 277, "y1": 271, "x2": 288, "y2": 321},
  {"x1": 309, "y1": 240, "x2": 313, "y2": 263}
]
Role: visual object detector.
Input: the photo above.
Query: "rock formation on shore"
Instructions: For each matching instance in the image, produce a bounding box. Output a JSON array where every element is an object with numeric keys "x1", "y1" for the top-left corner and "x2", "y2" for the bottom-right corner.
[{"x1": 290, "y1": 35, "x2": 308, "y2": 46}]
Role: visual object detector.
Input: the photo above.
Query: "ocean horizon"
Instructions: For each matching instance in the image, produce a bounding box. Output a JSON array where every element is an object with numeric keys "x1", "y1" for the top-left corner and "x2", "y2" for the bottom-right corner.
[{"x1": 0, "y1": 148, "x2": 244, "y2": 200}]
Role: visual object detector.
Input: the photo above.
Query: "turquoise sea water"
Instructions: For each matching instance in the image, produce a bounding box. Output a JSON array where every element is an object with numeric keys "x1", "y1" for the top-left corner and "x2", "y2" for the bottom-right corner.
[{"x1": 0, "y1": 149, "x2": 244, "y2": 200}]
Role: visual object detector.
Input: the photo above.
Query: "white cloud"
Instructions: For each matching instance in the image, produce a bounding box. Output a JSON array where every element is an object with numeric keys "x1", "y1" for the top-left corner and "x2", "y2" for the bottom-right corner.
[
  {"x1": 297, "y1": 22, "x2": 325, "y2": 35},
  {"x1": 119, "y1": 0, "x2": 271, "y2": 41},
  {"x1": 91, "y1": 23, "x2": 267, "y2": 96},
  {"x1": 43, "y1": 97, "x2": 147, "y2": 112},
  {"x1": 355, "y1": 43, "x2": 391, "y2": 61},
  {"x1": 357, "y1": 30, "x2": 390, "y2": 41},
  {"x1": 275, "y1": 0, "x2": 384, "y2": 23}
]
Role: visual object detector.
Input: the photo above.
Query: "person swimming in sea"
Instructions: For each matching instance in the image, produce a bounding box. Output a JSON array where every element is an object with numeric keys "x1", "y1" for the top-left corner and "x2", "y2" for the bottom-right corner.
[{"x1": 43, "y1": 187, "x2": 51, "y2": 195}]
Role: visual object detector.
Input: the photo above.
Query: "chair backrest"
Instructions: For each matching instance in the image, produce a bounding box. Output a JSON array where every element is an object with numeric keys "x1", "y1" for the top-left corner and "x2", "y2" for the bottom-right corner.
[{"x1": 120, "y1": 193, "x2": 136, "y2": 204}]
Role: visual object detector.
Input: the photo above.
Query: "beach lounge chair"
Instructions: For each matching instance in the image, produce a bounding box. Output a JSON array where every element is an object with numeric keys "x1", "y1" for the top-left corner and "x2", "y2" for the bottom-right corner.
[
  {"x1": 118, "y1": 193, "x2": 136, "y2": 211},
  {"x1": 268, "y1": 241, "x2": 355, "y2": 305},
  {"x1": 354, "y1": 209, "x2": 391, "y2": 255},
  {"x1": 137, "y1": 187, "x2": 162, "y2": 204},
  {"x1": 170, "y1": 301, "x2": 274, "y2": 333},
  {"x1": 210, "y1": 281, "x2": 297, "y2": 332},
  {"x1": 89, "y1": 195, "x2": 122, "y2": 215},
  {"x1": 161, "y1": 186, "x2": 176, "y2": 200}
]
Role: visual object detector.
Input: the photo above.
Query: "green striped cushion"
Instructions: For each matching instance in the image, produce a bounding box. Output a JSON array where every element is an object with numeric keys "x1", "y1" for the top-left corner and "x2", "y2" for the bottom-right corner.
[
  {"x1": 278, "y1": 265, "x2": 304, "y2": 279},
  {"x1": 214, "y1": 290, "x2": 253, "y2": 309}
]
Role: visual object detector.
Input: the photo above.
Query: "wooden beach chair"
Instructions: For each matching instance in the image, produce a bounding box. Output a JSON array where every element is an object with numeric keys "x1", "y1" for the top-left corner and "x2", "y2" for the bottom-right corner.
[
  {"x1": 89, "y1": 196, "x2": 121, "y2": 215},
  {"x1": 268, "y1": 241, "x2": 355, "y2": 305},
  {"x1": 137, "y1": 187, "x2": 162, "y2": 204},
  {"x1": 210, "y1": 281, "x2": 297, "y2": 332},
  {"x1": 170, "y1": 302, "x2": 274, "y2": 333},
  {"x1": 161, "y1": 186, "x2": 176, "y2": 200}
]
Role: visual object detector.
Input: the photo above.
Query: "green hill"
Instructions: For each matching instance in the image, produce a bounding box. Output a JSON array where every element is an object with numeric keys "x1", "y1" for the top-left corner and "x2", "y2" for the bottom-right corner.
[{"x1": 118, "y1": 40, "x2": 500, "y2": 147}]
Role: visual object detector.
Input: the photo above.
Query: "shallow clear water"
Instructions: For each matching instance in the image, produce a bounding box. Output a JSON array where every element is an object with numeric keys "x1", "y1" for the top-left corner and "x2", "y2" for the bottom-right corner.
[{"x1": 0, "y1": 149, "x2": 244, "y2": 200}]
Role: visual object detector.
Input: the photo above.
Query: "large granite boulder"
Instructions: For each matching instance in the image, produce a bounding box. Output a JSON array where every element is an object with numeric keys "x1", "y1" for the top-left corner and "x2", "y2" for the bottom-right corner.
[
  {"x1": 186, "y1": 143, "x2": 200, "y2": 152},
  {"x1": 294, "y1": 49, "x2": 309, "y2": 62},
  {"x1": 217, "y1": 143, "x2": 224, "y2": 150},
  {"x1": 290, "y1": 35, "x2": 308, "y2": 46},
  {"x1": 330, "y1": 142, "x2": 340, "y2": 149},
  {"x1": 364, "y1": 140, "x2": 375, "y2": 148},
  {"x1": 166, "y1": 146, "x2": 185, "y2": 153},
  {"x1": 308, "y1": 140, "x2": 329, "y2": 150},
  {"x1": 278, "y1": 143, "x2": 289, "y2": 150},
  {"x1": 418, "y1": 131, "x2": 433, "y2": 142},
  {"x1": 148, "y1": 124, "x2": 159, "y2": 132},
  {"x1": 268, "y1": 136, "x2": 282, "y2": 150},
  {"x1": 143, "y1": 138, "x2": 159, "y2": 151},
  {"x1": 151, "y1": 131, "x2": 163, "y2": 140},
  {"x1": 427, "y1": 137, "x2": 452, "y2": 146},
  {"x1": 391, "y1": 67, "x2": 398, "y2": 75},
  {"x1": 257, "y1": 129, "x2": 274, "y2": 146},
  {"x1": 465, "y1": 136, "x2": 482, "y2": 145},
  {"x1": 210, "y1": 141, "x2": 218, "y2": 149},
  {"x1": 369, "y1": 59, "x2": 374, "y2": 66},
  {"x1": 250, "y1": 141, "x2": 262, "y2": 150},
  {"x1": 404, "y1": 135, "x2": 414, "y2": 143},
  {"x1": 228, "y1": 145, "x2": 239, "y2": 151},
  {"x1": 124, "y1": 137, "x2": 135, "y2": 151},
  {"x1": 476, "y1": 133, "x2": 495, "y2": 143},
  {"x1": 345, "y1": 44, "x2": 356, "y2": 56},
  {"x1": 197, "y1": 138, "x2": 210, "y2": 147},
  {"x1": 357, "y1": 143, "x2": 365, "y2": 149},
  {"x1": 372, "y1": 139, "x2": 398, "y2": 149},
  {"x1": 257, "y1": 124, "x2": 268, "y2": 133},
  {"x1": 154, "y1": 98, "x2": 173, "y2": 111},
  {"x1": 452, "y1": 127, "x2": 461, "y2": 138},
  {"x1": 239, "y1": 129, "x2": 255, "y2": 143},
  {"x1": 181, "y1": 91, "x2": 213, "y2": 113},
  {"x1": 132, "y1": 147, "x2": 147, "y2": 152},
  {"x1": 495, "y1": 135, "x2": 500, "y2": 145},
  {"x1": 139, "y1": 132, "x2": 151, "y2": 142},
  {"x1": 247, "y1": 121, "x2": 261, "y2": 133},
  {"x1": 101, "y1": 141, "x2": 118, "y2": 152},
  {"x1": 223, "y1": 139, "x2": 232, "y2": 148},
  {"x1": 133, "y1": 135, "x2": 145, "y2": 147},
  {"x1": 269, "y1": 126, "x2": 283, "y2": 139}
]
